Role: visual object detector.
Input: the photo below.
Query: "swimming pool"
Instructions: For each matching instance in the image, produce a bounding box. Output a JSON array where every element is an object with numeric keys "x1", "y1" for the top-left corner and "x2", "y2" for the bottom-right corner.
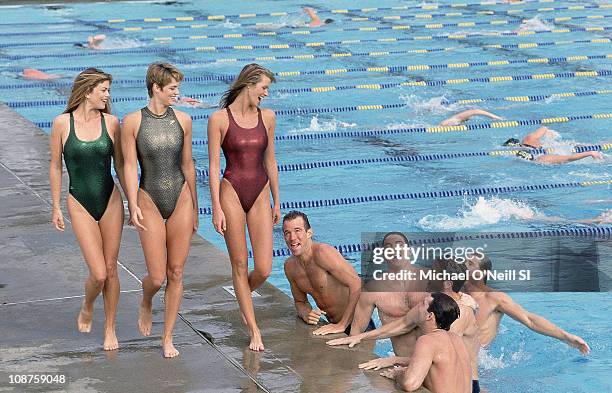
[{"x1": 0, "y1": 0, "x2": 610, "y2": 392}]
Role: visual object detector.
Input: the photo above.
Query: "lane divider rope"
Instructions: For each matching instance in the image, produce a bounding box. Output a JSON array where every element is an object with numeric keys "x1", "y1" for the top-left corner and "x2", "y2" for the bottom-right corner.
[
  {"x1": 0, "y1": 0, "x2": 556, "y2": 27},
  {"x1": 7, "y1": 52, "x2": 611, "y2": 102},
  {"x1": 5, "y1": 23, "x2": 610, "y2": 52},
  {"x1": 6, "y1": 13, "x2": 612, "y2": 59},
  {"x1": 11, "y1": 68, "x2": 612, "y2": 113},
  {"x1": 77, "y1": 12, "x2": 612, "y2": 35},
  {"x1": 195, "y1": 179, "x2": 612, "y2": 215},
  {"x1": 264, "y1": 226, "x2": 612, "y2": 258},
  {"x1": 193, "y1": 143, "x2": 611, "y2": 177}
]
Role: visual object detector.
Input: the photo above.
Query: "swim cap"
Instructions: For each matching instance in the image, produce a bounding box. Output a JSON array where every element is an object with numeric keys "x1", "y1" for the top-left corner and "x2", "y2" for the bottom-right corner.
[{"x1": 503, "y1": 138, "x2": 521, "y2": 146}]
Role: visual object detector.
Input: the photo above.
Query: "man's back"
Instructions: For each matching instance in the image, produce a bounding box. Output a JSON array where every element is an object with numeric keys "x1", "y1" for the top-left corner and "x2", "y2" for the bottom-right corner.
[
  {"x1": 452, "y1": 295, "x2": 480, "y2": 379},
  {"x1": 425, "y1": 331, "x2": 471, "y2": 393}
]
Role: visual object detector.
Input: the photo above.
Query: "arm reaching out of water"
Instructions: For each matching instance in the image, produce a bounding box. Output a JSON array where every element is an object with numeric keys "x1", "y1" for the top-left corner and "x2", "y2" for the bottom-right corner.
[
  {"x1": 537, "y1": 151, "x2": 603, "y2": 164},
  {"x1": 327, "y1": 305, "x2": 420, "y2": 346},
  {"x1": 493, "y1": 292, "x2": 590, "y2": 355},
  {"x1": 440, "y1": 109, "x2": 502, "y2": 126}
]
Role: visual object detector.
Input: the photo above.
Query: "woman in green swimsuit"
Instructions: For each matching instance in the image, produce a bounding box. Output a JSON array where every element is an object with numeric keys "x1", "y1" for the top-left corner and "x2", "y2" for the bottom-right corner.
[{"x1": 49, "y1": 68, "x2": 125, "y2": 351}]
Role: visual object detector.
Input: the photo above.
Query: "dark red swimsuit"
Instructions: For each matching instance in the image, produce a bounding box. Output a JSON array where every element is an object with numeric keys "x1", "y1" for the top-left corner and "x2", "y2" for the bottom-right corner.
[{"x1": 222, "y1": 107, "x2": 269, "y2": 213}]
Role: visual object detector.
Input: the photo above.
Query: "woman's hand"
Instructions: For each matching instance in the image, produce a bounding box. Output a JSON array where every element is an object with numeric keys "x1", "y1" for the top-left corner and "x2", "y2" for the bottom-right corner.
[
  {"x1": 129, "y1": 205, "x2": 147, "y2": 231},
  {"x1": 272, "y1": 203, "x2": 281, "y2": 225},
  {"x1": 193, "y1": 210, "x2": 199, "y2": 232},
  {"x1": 51, "y1": 208, "x2": 65, "y2": 231},
  {"x1": 212, "y1": 205, "x2": 226, "y2": 235}
]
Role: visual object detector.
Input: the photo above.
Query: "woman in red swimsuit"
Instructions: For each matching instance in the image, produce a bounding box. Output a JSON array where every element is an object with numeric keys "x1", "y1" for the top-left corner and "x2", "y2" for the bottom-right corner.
[{"x1": 208, "y1": 64, "x2": 280, "y2": 351}]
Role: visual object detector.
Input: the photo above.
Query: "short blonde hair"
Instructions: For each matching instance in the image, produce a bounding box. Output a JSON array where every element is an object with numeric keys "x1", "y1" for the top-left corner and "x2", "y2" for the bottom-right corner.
[{"x1": 146, "y1": 62, "x2": 184, "y2": 97}]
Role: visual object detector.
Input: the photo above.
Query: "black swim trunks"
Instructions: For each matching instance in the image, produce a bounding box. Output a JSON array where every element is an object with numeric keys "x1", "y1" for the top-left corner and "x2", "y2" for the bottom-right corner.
[
  {"x1": 344, "y1": 319, "x2": 376, "y2": 335},
  {"x1": 472, "y1": 380, "x2": 480, "y2": 393}
]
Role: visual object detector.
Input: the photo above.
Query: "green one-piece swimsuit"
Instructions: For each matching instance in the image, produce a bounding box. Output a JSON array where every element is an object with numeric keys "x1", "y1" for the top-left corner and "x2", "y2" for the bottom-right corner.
[{"x1": 62, "y1": 112, "x2": 115, "y2": 221}]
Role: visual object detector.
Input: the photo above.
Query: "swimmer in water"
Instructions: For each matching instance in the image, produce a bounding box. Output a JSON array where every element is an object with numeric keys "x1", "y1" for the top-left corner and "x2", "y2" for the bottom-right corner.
[
  {"x1": 22, "y1": 68, "x2": 61, "y2": 80},
  {"x1": 502, "y1": 126, "x2": 604, "y2": 163},
  {"x1": 303, "y1": 7, "x2": 334, "y2": 27},
  {"x1": 440, "y1": 109, "x2": 503, "y2": 126},
  {"x1": 174, "y1": 96, "x2": 216, "y2": 109},
  {"x1": 463, "y1": 255, "x2": 590, "y2": 355},
  {"x1": 74, "y1": 34, "x2": 106, "y2": 50}
]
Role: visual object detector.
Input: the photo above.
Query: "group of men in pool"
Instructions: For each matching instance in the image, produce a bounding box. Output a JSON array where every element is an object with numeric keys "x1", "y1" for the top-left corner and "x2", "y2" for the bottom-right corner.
[{"x1": 281, "y1": 210, "x2": 590, "y2": 393}]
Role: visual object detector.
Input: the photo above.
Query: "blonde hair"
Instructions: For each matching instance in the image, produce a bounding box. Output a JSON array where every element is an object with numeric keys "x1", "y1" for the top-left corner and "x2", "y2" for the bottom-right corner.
[
  {"x1": 64, "y1": 68, "x2": 112, "y2": 114},
  {"x1": 146, "y1": 62, "x2": 184, "y2": 97},
  {"x1": 220, "y1": 63, "x2": 275, "y2": 108}
]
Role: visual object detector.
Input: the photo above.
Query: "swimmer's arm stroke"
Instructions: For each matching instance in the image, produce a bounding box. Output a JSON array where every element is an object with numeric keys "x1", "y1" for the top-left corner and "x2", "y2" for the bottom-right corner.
[
  {"x1": 312, "y1": 245, "x2": 361, "y2": 335},
  {"x1": 537, "y1": 151, "x2": 602, "y2": 164},
  {"x1": 121, "y1": 111, "x2": 146, "y2": 231},
  {"x1": 175, "y1": 110, "x2": 198, "y2": 231},
  {"x1": 394, "y1": 335, "x2": 434, "y2": 391},
  {"x1": 207, "y1": 111, "x2": 226, "y2": 235},
  {"x1": 327, "y1": 302, "x2": 419, "y2": 347},
  {"x1": 49, "y1": 115, "x2": 66, "y2": 231},
  {"x1": 494, "y1": 292, "x2": 590, "y2": 355},
  {"x1": 262, "y1": 109, "x2": 280, "y2": 225}
]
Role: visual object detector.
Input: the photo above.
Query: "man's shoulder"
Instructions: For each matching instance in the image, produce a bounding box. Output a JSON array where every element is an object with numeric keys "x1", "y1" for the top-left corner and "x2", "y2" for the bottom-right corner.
[
  {"x1": 283, "y1": 256, "x2": 298, "y2": 271},
  {"x1": 312, "y1": 242, "x2": 341, "y2": 259}
]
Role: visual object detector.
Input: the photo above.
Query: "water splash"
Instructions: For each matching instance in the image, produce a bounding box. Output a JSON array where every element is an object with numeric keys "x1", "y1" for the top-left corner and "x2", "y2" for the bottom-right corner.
[
  {"x1": 479, "y1": 343, "x2": 531, "y2": 370},
  {"x1": 221, "y1": 19, "x2": 241, "y2": 29},
  {"x1": 418, "y1": 197, "x2": 538, "y2": 230},
  {"x1": 400, "y1": 94, "x2": 465, "y2": 115},
  {"x1": 517, "y1": 16, "x2": 554, "y2": 32},
  {"x1": 288, "y1": 115, "x2": 356, "y2": 134},
  {"x1": 97, "y1": 38, "x2": 145, "y2": 50}
]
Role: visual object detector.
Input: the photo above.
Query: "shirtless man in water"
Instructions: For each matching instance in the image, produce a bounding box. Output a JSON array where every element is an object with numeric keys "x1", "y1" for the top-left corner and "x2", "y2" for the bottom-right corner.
[
  {"x1": 283, "y1": 211, "x2": 362, "y2": 335},
  {"x1": 463, "y1": 255, "x2": 590, "y2": 355},
  {"x1": 348, "y1": 232, "x2": 428, "y2": 368},
  {"x1": 380, "y1": 293, "x2": 471, "y2": 393},
  {"x1": 502, "y1": 126, "x2": 604, "y2": 163},
  {"x1": 328, "y1": 257, "x2": 481, "y2": 392}
]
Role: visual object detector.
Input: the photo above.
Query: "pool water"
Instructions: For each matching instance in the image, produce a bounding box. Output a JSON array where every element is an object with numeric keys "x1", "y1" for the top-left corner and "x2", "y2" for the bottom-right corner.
[{"x1": 0, "y1": 1, "x2": 610, "y2": 392}]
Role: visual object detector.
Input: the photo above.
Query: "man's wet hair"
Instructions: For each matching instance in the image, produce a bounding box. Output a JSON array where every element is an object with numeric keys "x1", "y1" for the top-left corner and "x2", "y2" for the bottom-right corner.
[
  {"x1": 503, "y1": 138, "x2": 521, "y2": 147},
  {"x1": 433, "y1": 257, "x2": 468, "y2": 292},
  {"x1": 382, "y1": 231, "x2": 409, "y2": 245},
  {"x1": 324, "y1": 18, "x2": 334, "y2": 24},
  {"x1": 428, "y1": 292, "x2": 460, "y2": 331},
  {"x1": 283, "y1": 210, "x2": 311, "y2": 230}
]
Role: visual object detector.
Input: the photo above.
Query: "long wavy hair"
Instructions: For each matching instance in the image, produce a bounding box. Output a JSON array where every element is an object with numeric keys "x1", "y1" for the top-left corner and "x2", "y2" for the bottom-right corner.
[
  {"x1": 64, "y1": 68, "x2": 113, "y2": 114},
  {"x1": 219, "y1": 63, "x2": 275, "y2": 108}
]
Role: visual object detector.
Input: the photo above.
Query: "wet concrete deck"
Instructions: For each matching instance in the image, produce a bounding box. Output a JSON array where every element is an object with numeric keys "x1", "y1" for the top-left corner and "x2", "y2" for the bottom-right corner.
[{"x1": 0, "y1": 102, "x2": 399, "y2": 392}]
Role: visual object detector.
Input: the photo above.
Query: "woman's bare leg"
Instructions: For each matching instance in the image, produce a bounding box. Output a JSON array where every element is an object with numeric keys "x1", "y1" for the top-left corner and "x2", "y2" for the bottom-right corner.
[
  {"x1": 246, "y1": 185, "x2": 272, "y2": 292},
  {"x1": 163, "y1": 184, "x2": 194, "y2": 358},
  {"x1": 136, "y1": 189, "x2": 167, "y2": 337},
  {"x1": 67, "y1": 196, "x2": 106, "y2": 335},
  {"x1": 98, "y1": 188, "x2": 124, "y2": 350},
  {"x1": 220, "y1": 180, "x2": 263, "y2": 351}
]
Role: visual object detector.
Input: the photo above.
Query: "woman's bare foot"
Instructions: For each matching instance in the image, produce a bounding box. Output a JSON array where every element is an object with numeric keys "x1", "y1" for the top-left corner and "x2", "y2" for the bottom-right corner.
[
  {"x1": 77, "y1": 302, "x2": 93, "y2": 333},
  {"x1": 103, "y1": 328, "x2": 119, "y2": 351},
  {"x1": 162, "y1": 337, "x2": 180, "y2": 358},
  {"x1": 249, "y1": 329, "x2": 264, "y2": 352},
  {"x1": 138, "y1": 303, "x2": 152, "y2": 336}
]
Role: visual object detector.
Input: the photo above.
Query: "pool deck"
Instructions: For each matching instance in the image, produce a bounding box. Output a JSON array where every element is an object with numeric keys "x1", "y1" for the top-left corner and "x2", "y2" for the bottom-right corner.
[{"x1": 0, "y1": 103, "x2": 408, "y2": 392}]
